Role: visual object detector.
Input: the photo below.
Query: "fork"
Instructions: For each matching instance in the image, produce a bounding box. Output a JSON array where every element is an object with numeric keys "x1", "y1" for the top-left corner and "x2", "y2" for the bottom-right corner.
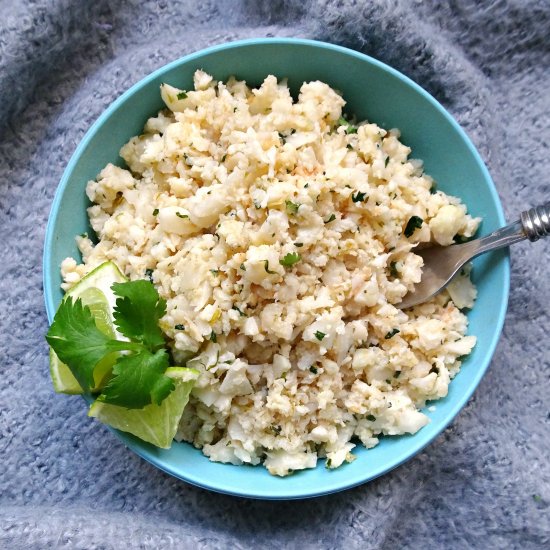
[{"x1": 398, "y1": 203, "x2": 550, "y2": 309}]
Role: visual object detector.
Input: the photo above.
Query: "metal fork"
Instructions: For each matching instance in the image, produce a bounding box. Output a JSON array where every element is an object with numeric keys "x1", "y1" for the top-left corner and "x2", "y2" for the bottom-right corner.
[{"x1": 398, "y1": 203, "x2": 550, "y2": 309}]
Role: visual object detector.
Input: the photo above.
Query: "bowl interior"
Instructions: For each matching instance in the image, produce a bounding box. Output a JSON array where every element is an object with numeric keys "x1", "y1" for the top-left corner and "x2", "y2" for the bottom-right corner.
[{"x1": 44, "y1": 39, "x2": 509, "y2": 499}]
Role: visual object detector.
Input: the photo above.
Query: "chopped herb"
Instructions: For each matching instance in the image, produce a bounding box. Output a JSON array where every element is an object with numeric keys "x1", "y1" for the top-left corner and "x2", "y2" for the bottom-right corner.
[
  {"x1": 346, "y1": 144, "x2": 354, "y2": 150},
  {"x1": 314, "y1": 331, "x2": 326, "y2": 341},
  {"x1": 253, "y1": 201, "x2": 261, "y2": 209},
  {"x1": 338, "y1": 116, "x2": 358, "y2": 134},
  {"x1": 145, "y1": 268, "x2": 154, "y2": 282},
  {"x1": 270, "y1": 425, "x2": 282, "y2": 435},
  {"x1": 221, "y1": 154, "x2": 227, "y2": 162},
  {"x1": 309, "y1": 366, "x2": 318, "y2": 374},
  {"x1": 404, "y1": 216, "x2": 423, "y2": 238},
  {"x1": 294, "y1": 242, "x2": 304, "y2": 247},
  {"x1": 79, "y1": 232, "x2": 88, "y2": 239},
  {"x1": 285, "y1": 200, "x2": 300, "y2": 214},
  {"x1": 351, "y1": 191, "x2": 367, "y2": 203},
  {"x1": 210, "y1": 269, "x2": 219, "y2": 276},
  {"x1": 385, "y1": 328, "x2": 400, "y2": 339},
  {"x1": 430, "y1": 184, "x2": 437, "y2": 194},
  {"x1": 176, "y1": 91, "x2": 188, "y2": 100},
  {"x1": 174, "y1": 324, "x2": 185, "y2": 330},
  {"x1": 304, "y1": 183, "x2": 309, "y2": 188},
  {"x1": 240, "y1": 263, "x2": 246, "y2": 271},
  {"x1": 175, "y1": 212, "x2": 189, "y2": 219},
  {"x1": 325, "y1": 458, "x2": 332, "y2": 468},
  {"x1": 385, "y1": 156, "x2": 390, "y2": 167},
  {"x1": 366, "y1": 414, "x2": 376, "y2": 422},
  {"x1": 394, "y1": 370, "x2": 401, "y2": 378},
  {"x1": 430, "y1": 365, "x2": 439, "y2": 374},
  {"x1": 389, "y1": 261, "x2": 399, "y2": 278},
  {"x1": 385, "y1": 379, "x2": 392, "y2": 384},
  {"x1": 453, "y1": 234, "x2": 472, "y2": 244},
  {"x1": 280, "y1": 252, "x2": 301, "y2": 267},
  {"x1": 263, "y1": 260, "x2": 276, "y2": 274},
  {"x1": 231, "y1": 305, "x2": 246, "y2": 317},
  {"x1": 152, "y1": 208, "x2": 159, "y2": 216},
  {"x1": 209, "y1": 331, "x2": 217, "y2": 343},
  {"x1": 278, "y1": 132, "x2": 286, "y2": 143},
  {"x1": 325, "y1": 213, "x2": 336, "y2": 224}
]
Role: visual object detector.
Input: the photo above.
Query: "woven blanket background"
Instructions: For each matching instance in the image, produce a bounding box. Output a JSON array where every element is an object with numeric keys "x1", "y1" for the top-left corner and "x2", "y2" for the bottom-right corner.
[{"x1": 1, "y1": 1, "x2": 549, "y2": 548}]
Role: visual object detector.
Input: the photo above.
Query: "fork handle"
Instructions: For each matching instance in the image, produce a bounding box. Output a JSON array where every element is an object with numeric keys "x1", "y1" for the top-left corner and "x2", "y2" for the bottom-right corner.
[
  {"x1": 521, "y1": 204, "x2": 550, "y2": 241},
  {"x1": 458, "y1": 203, "x2": 549, "y2": 261}
]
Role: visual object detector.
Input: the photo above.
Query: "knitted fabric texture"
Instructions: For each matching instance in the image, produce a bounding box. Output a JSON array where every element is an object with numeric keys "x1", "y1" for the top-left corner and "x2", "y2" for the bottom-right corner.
[{"x1": 1, "y1": 1, "x2": 549, "y2": 548}]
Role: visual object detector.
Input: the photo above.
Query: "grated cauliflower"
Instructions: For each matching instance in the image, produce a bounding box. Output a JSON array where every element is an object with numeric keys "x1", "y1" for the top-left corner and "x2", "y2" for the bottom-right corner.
[{"x1": 61, "y1": 70, "x2": 481, "y2": 476}]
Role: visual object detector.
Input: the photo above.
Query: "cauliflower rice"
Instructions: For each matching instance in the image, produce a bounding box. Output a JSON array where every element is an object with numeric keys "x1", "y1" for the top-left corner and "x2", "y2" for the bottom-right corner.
[{"x1": 62, "y1": 71, "x2": 481, "y2": 476}]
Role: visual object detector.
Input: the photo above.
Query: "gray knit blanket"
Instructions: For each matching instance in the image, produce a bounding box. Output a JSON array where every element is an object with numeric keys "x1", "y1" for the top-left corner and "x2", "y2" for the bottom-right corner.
[{"x1": 1, "y1": 1, "x2": 549, "y2": 548}]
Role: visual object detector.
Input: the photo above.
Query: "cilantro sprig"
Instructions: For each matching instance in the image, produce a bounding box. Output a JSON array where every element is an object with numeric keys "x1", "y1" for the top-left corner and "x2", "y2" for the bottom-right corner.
[{"x1": 46, "y1": 280, "x2": 175, "y2": 409}]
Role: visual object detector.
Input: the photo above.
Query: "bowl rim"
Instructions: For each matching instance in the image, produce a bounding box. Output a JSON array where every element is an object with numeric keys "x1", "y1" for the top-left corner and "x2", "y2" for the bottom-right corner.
[{"x1": 43, "y1": 37, "x2": 510, "y2": 500}]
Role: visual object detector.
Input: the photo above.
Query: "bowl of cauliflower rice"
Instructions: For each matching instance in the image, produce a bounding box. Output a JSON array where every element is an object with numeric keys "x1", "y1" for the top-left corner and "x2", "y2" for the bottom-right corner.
[{"x1": 43, "y1": 38, "x2": 509, "y2": 499}]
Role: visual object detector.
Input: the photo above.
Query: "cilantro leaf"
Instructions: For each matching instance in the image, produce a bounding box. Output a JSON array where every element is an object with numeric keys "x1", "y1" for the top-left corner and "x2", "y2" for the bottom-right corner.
[
  {"x1": 112, "y1": 280, "x2": 167, "y2": 350},
  {"x1": 98, "y1": 348, "x2": 174, "y2": 409},
  {"x1": 404, "y1": 216, "x2": 423, "y2": 238},
  {"x1": 351, "y1": 191, "x2": 367, "y2": 203},
  {"x1": 280, "y1": 252, "x2": 301, "y2": 267},
  {"x1": 314, "y1": 331, "x2": 326, "y2": 341},
  {"x1": 176, "y1": 91, "x2": 188, "y2": 100},
  {"x1": 338, "y1": 116, "x2": 358, "y2": 134},
  {"x1": 285, "y1": 200, "x2": 300, "y2": 214},
  {"x1": 46, "y1": 297, "x2": 136, "y2": 393}
]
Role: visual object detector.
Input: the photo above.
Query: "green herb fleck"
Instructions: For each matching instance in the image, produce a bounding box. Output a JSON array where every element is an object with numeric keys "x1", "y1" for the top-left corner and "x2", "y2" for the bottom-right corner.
[
  {"x1": 453, "y1": 234, "x2": 472, "y2": 244},
  {"x1": 385, "y1": 156, "x2": 390, "y2": 167},
  {"x1": 366, "y1": 414, "x2": 376, "y2": 422},
  {"x1": 174, "y1": 324, "x2": 185, "y2": 330},
  {"x1": 263, "y1": 260, "x2": 276, "y2": 274},
  {"x1": 314, "y1": 331, "x2": 326, "y2": 341},
  {"x1": 221, "y1": 154, "x2": 227, "y2": 162},
  {"x1": 270, "y1": 425, "x2": 282, "y2": 435},
  {"x1": 294, "y1": 242, "x2": 304, "y2": 247},
  {"x1": 325, "y1": 213, "x2": 336, "y2": 224},
  {"x1": 210, "y1": 269, "x2": 219, "y2": 276},
  {"x1": 152, "y1": 208, "x2": 159, "y2": 216},
  {"x1": 175, "y1": 212, "x2": 189, "y2": 219},
  {"x1": 394, "y1": 370, "x2": 401, "y2": 378},
  {"x1": 385, "y1": 328, "x2": 400, "y2": 339},
  {"x1": 145, "y1": 268, "x2": 154, "y2": 282},
  {"x1": 325, "y1": 458, "x2": 332, "y2": 468},
  {"x1": 304, "y1": 183, "x2": 309, "y2": 188},
  {"x1": 351, "y1": 191, "x2": 367, "y2": 203},
  {"x1": 280, "y1": 252, "x2": 301, "y2": 267},
  {"x1": 404, "y1": 216, "x2": 423, "y2": 238},
  {"x1": 285, "y1": 200, "x2": 300, "y2": 214},
  {"x1": 430, "y1": 184, "x2": 437, "y2": 194},
  {"x1": 240, "y1": 263, "x2": 246, "y2": 271},
  {"x1": 79, "y1": 232, "x2": 88, "y2": 239},
  {"x1": 430, "y1": 365, "x2": 439, "y2": 375},
  {"x1": 338, "y1": 116, "x2": 358, "y2": 134},
  {"x1": 389, "y1": 261, "x2": 399, "y2": 278},
  {"x1": 309, "y1": 366, "x2": 318, "y2": 374},
  {"x1": 253, "y1": 201, "x2": 262, "y2": 209},
  {"x1": 209, "y1": 331, "x2": 217, "y2": 343},
  {"x1": 176, "y1": 91, "x2": 188, "y2": 100},
  {"x1": 232, "y1": 305, "x2": 246, "y2": 317}
]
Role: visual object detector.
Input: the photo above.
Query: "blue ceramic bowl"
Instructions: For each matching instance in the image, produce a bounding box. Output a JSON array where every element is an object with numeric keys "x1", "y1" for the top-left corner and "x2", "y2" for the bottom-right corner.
[{"x1": 43, "y1": 38, "x2": 509, "y2": 499}]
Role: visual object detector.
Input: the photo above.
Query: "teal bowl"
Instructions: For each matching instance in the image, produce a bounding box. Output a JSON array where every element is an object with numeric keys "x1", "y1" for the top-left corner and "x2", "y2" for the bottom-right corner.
[{"x1": 43, "y1": 38, "x2": 509, "y2": 499}]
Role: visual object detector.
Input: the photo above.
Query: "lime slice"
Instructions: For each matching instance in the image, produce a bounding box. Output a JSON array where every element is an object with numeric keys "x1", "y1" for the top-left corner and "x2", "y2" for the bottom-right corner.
[
  {"x1": 88, "y1": 367, "x2": 199, "y2": 449},
  {"x1": 49, "y1": 261, "x2": 127, "y2": 394}
]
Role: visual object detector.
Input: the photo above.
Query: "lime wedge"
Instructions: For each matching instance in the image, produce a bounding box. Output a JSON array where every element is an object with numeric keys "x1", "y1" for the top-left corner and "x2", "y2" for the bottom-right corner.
[
  {"x1": 88, "y1": 367, "x2": 199, "y2": 449},
  {"x1": 49, "y1": 261, "x2": 127, "y2": 394}
]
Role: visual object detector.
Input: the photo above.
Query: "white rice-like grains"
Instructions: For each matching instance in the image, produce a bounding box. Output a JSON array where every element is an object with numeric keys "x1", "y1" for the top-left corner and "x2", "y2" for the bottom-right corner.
[{"x1": 62, "y1": 71, "x2": 480, "y2": 476}]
